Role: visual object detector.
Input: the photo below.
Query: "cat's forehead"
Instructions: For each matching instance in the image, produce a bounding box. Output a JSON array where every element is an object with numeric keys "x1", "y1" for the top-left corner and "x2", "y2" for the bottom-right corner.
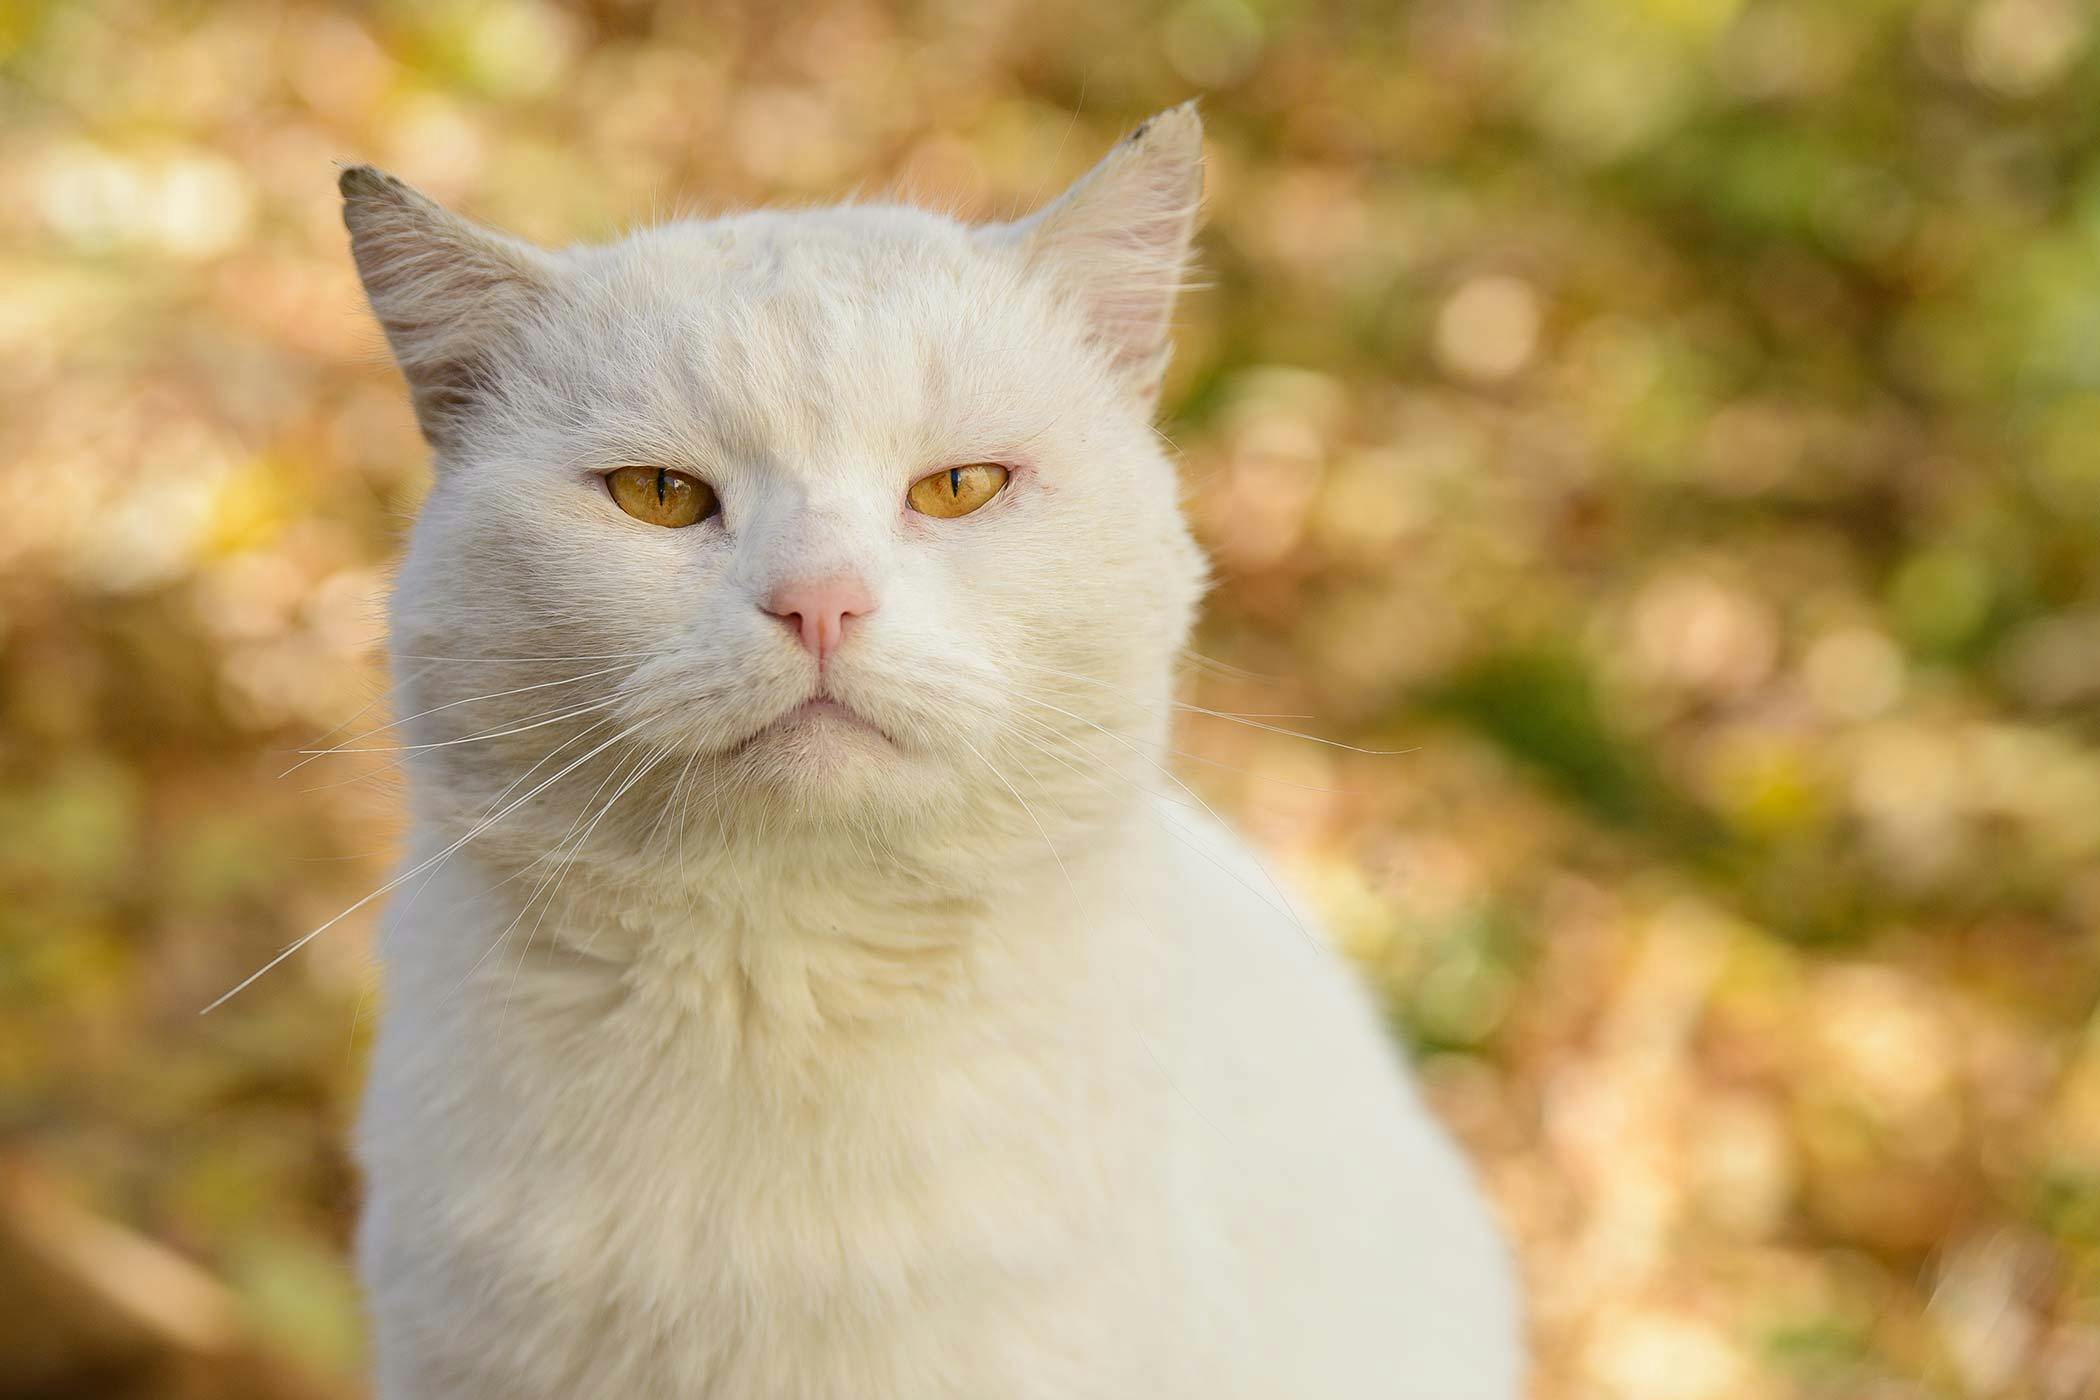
[
  {"x1": 591, "y1": 204, "x2": 988, "y2": 310},
  {"x1": 552, "y1": 205, "x2": 1057, "y2": 470}
]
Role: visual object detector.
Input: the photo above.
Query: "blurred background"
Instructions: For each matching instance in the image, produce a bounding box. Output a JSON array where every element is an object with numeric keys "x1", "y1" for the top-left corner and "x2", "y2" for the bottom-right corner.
[{"x1": 3, "y1": 0, "x2": 2099, "y2": 1395}]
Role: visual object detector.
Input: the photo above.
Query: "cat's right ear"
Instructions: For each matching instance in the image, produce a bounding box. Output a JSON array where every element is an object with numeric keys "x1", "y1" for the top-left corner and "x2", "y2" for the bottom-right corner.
[{"x1": 339, "y1": 166, "x2": 554, "y2": 454}]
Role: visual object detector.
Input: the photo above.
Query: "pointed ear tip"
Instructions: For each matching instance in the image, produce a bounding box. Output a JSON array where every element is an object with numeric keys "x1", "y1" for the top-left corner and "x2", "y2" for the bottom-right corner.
[
  {"x1": 1129, "y1": 102, "x2": 1204, "y2": 152},
  {"x1": 338, "y1": 165, "x2": 430, "y2": 218},
  {"x1": 337, "y1": 163, "x2": 392, "y2": 202}
]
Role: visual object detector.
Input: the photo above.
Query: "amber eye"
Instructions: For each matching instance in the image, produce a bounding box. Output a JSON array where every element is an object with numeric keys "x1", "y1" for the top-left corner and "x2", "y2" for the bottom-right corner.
[
  {"x1": 908, "y1": 464, "x2": 1010, "y2": 519},
  {"x1": 606, "y1": 466, "x2": 716, "y2": 528}
]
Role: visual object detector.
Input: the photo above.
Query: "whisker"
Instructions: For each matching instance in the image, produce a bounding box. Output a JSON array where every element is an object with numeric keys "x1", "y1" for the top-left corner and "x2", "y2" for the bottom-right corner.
[
  {"x1": 392, "y1": 649, "x2": 664, "y2": 663},
  {"x1": 203, "y1": 716, "x2": 636, "y2": 1014},
  {"x1": 1004, "y1": 712, "x2": 1142, "y2": 793},
  {"x1": 288, "y1": 695, "x2": 623, "y2": 762},
  {"x1": 459, "y1": 732, "x2": 682, "y2": 1003},
  {"x1": 641, "y1": 749, "x2": 702, "y2": 857},
  {"x1": 1018, "y1": 662, "x2": 1406, "y2": 755},
  {"x1": 525, "y1": 744, "x2": 674, "y2": 972},
  {"x1": 998, "y1": 684, "x2": 1358, "y2": 797},
  {"x1": 295, "y1": 659, "x2": 438, "y2": 754},
  {"x1": 297, "y1": 762, "x2": 407, "y2": 796},
  {"x1": 280, "y1": 661, "x2": 638, "y2": 776},
  {"x1": 426, "y1": 730, "x2": 655, "y2": 990},
  {"x1": 1178, "y1": 647, "x2": 1281, "y2": 684}
]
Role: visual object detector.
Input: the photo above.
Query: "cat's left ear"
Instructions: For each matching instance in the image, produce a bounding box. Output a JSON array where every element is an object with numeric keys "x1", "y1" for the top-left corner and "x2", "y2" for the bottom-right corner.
[{"x1": 985, "y1": 103, "x2": 1204, "y2": 410}]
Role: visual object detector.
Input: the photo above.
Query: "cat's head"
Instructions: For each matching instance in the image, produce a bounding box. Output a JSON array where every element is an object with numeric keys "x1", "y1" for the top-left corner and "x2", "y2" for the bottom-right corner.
[{"x1": 345, "y1": 107, "x2": 1207, "y2": 901}]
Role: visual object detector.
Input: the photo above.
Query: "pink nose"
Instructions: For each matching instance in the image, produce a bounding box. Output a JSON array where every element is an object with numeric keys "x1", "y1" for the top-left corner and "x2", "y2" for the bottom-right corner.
[{"x1": 764, "y1": 576, "x2": 874, "y2": 663}]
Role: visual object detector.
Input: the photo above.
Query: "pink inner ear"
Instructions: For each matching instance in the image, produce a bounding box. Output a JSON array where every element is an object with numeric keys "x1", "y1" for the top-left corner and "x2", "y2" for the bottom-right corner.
[{"x1": 1013, "y1": 108, "x2": 1203, "y2": 399}]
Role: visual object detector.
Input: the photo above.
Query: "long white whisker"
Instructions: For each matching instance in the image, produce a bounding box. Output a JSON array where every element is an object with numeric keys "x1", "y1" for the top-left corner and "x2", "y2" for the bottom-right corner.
[
  {"x1": 295, "y1": 659, "x2": 437, "y2": 754},
  {"x1": 280, "y1": 662, "x2": 636, "y2": 776},
  {"x1": 290, "y1": 695, "x2": 623, "y2": 761},
  {"x1": 641, "y1": 750, "x2": 702, "y2": 857},
  {"x1": 1004, "y1": 712, "x2": 1145, "y2": 797},
  {"x1": 1178, "y1": 647, "x2": 1281, "y2": 684},
  {"x1": 524, "y1": 744, "x2": 673, "y2": 971},
  {"x1": 391, "y1": 649, "x2": 662, "y2": 663},
  {"x1": 1019, "y1": 662, "x2": 1405, "y2": 754},
  {"x1": 203, "y1": 716, "x2": 636, "y2": 1014},
  {"x1": 445, "y1": 728, "x2": 645, "y2": 988},
  {"x1": 1010, "y1": 704, "x2": 1352, "y2": 796},
  {"x1": 457, "y1": 733, "x2": 680, "y2": 1001}
]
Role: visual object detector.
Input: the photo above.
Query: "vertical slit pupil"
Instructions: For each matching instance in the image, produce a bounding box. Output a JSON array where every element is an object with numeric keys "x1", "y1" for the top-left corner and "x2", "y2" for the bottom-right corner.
[
  {"x1": 950, "y1": 468, "x2": 962, "y2": 497},
  {"x1": 655, "y1": 469, "x2": 668, "y2": 505}
]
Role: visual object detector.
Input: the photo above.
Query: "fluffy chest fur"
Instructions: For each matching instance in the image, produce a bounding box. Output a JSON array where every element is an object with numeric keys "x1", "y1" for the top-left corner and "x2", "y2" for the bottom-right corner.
[
  {"x1": 359, "y1": 833, "x2": 1196, "y2": 1395},
  {"x1": 358, "y1": 810, "x2": 1518, "y2": 1399}
]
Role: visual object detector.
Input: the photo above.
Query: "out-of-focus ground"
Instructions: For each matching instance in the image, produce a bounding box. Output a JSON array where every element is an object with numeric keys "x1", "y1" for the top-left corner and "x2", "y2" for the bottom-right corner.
[{"x1": 4, "y1": 1, "x2": 2099, "y2": 1396}]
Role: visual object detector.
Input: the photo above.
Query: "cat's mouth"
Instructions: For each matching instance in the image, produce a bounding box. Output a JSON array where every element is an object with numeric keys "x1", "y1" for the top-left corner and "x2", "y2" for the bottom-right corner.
[
  {"x1": 781, "y1": 697, "x2": 886, "y2": 735},
  {"x1": 729, "y1": 693, "x2": 893, "y2": 754}
]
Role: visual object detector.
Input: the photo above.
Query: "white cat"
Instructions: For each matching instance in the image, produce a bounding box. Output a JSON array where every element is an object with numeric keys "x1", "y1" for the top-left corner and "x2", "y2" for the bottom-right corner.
[{"x1": 341, "y1": 104, "x2": 1522, "y2": 1398}]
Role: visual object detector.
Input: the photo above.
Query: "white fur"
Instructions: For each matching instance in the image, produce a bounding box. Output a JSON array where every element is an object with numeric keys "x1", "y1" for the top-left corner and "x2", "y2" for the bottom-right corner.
[{"x1": 343, "y1": 106, "x2": 1523, "y2": 1398}]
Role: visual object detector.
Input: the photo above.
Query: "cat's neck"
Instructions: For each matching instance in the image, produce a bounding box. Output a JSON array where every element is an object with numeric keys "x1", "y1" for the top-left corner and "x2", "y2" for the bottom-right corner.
[{"x1": 407, "y1": 798, "x2": 1159, "y2": 1081}]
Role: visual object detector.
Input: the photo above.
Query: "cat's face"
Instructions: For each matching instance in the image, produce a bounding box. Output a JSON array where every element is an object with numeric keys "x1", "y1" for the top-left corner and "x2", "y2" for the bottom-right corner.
[{"x1": 347, "y1": 109, "x2": 1207, "y2": 891}]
